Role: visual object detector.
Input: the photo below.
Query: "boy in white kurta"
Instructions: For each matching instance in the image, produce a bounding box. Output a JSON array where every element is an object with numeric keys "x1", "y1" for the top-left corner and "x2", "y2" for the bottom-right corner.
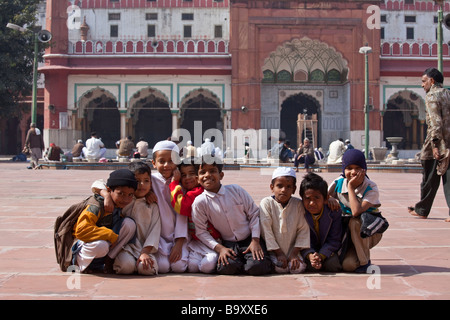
[
  {"x1": 114, "y1": 197, "x2": 161, "y2": 275},
  {"x1": 114, "y1": 162, "x2": 161, "y2": 275},
  {"x1": 151, "y1": 140, "x2": 189, "y2": 273},
  {"x1": 259, "y1": 167, "x2": 310, "y2": 273}
]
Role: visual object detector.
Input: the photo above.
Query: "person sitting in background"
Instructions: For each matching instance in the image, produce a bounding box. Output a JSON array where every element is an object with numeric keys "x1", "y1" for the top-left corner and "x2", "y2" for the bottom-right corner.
[
  {"x1": 83, "y1": 132, "x2": 106, "y2": 161},
  {"x1": 46, "y1": 143, "x2": 64, "y2": 161},
  {"x1": 327, "y1": 138, "x2": 345, "y2": 164},
  {"x1": 65, "y1": 140, "x2": 85, "y2": 161},
  {"x1": 184, "y1": 141, "x2": 197, "y2": 158},
  {"x1": 345, "y1": 139, "x2": 354, "y2": 150},
  {"x1": 135, "y1": 137, "x2": 149, "y2": 159},
  {"x1": 117, "y1": 136, "x2": 135, "y2": 158},
  {"x1": 294, "y1": 138, "x2": 315, "y2": 172},
  {"x1": 279, "y1": 140, "x2": 294, "y2": 163}
]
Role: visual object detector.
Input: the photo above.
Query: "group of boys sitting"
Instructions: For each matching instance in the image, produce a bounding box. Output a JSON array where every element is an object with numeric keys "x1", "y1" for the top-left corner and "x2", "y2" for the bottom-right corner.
[{"x1": 70, "y1": 140, "x2": 383, "y2": 275}]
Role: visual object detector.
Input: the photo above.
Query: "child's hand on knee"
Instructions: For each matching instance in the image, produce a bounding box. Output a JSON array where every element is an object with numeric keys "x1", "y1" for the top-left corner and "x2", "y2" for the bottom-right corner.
[{"x1": 215, "y1": 244, "x2": 236, "y2": 266}]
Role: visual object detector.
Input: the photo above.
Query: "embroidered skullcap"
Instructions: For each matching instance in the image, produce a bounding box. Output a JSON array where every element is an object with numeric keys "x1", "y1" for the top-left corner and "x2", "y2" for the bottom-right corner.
[
  {"x1": 152, "y1": 140, "x2": 180, "y2": 154},
  {"x1": 107, "y1": 169, "x2": 138, "y2": 190},
  {"x1": 342, "y1": 149, "x2": 367, "y2": 174},
  {"x1": 272, "y1": 167, "x2": 297, "y2": 180}
]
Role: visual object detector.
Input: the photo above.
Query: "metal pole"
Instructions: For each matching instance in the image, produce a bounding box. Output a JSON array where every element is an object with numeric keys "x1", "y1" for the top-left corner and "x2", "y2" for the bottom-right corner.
[
  {"x1": 438, "y1": 5, "x2": 443, "y2": 72},
  {"x1": 31, "y1": 33, "x2": 39, "y2": 124},
  {"x1": 364, "y1": 52, "x2": 370, "y2": 159}
]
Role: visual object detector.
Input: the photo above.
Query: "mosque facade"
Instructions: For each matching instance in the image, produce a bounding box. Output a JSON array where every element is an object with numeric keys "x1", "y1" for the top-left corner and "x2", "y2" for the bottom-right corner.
[{"x1": 6, "y1": 0, "x2": 450, "y2": 156}]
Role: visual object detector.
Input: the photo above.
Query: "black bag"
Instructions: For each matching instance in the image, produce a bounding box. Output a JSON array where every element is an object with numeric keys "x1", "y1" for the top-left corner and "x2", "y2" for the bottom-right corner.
[
  {"x1": 359, "y1": 211, "x2": 389, "y2": 238},
  {"x1": 54, "y1": 195, "x2": 104, "y2": 271}
]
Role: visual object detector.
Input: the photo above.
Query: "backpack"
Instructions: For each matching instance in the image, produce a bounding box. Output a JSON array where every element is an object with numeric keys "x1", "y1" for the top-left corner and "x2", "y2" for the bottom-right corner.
[{"x1": 54, "y1": 195, "x2": 104, "y2": 272}]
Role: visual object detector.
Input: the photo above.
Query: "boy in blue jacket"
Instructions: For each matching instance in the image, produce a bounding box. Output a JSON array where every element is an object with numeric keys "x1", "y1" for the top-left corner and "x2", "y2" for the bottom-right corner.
[{"x1": 300, "y1": 173, "x2": 343, "y2": 272}]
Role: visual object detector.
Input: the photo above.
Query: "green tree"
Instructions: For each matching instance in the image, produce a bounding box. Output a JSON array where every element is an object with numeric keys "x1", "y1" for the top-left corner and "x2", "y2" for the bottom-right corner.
[{"x1": 0, "y1": 0, "x2": 41, "y2": 119}]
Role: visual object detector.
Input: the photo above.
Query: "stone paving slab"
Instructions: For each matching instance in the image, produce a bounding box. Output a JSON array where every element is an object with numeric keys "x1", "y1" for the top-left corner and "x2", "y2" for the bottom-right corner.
[{"x1": 1, "y1": 162, "x2": 450, "y2": 304}]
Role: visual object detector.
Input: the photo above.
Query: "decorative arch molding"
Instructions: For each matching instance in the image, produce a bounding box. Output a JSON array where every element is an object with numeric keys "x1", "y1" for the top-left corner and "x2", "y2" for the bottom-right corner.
[
  {"x1": 279, "y1": 90, "x2": 323, "y2": 148},
  {"x1": 74, "y1": 85, "x2": 120, "y2": 118},
  {"x1": 179, "y1": 88, "x2": 224, "y2": 140},
  {"x1": 278, "y1": 89, "x2": 323, "y2": 113},
  {"x1": 262, "y1": 37, "x2": 349, "y2": 84},
  {"x1": 126, "y1": 85, "x2": 171, "y2": 119},
  {"x1": 125, "y1": 84, "x2": 172, "y2": 110},
  {"x1": 180, "y1": 88, "x2": 221, "y2": 108},
  {"x1": 385, "y1": 89, "x2": 426, "y2": 121},
  {"x1": 382, "y1": 86, "x2": 426, "y2": 120},
  {"x1": 177, "y1": 84, "x2": 225, "y2": 110},
  {"x1": 179, "y1": 88, "x2": 222, "y2": 125},
  {"x1": 382, "y1": 87, "x2": 428, "y2": 149}
]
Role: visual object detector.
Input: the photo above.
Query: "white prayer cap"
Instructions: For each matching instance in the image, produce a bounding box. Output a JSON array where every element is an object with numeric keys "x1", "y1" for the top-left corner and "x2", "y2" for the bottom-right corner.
[
  {"x1": 187, "y1": 141, "x2": 193, "y2": 145},
  {"x1": 152, "y1": 140, "x2": 180, "y2": 153},
  {"x1": 272, "y1": 167, "x2": 296, "y2": 180}
]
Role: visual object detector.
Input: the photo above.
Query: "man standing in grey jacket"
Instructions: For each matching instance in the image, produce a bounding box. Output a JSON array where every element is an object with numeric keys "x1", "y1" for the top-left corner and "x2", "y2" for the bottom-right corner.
[{"x1": 408, "y1": 68, "x2": 450, "y2": 222}]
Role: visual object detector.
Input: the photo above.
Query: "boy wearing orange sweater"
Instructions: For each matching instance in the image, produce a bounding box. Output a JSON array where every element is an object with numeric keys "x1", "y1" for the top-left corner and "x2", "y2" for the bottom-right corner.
[{"x1": 72, "y1": 169, "x2": 137, "y2": 273}]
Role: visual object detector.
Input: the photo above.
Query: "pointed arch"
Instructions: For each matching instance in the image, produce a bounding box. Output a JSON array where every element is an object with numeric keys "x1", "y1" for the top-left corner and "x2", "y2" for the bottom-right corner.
[
  {"x1": 384, "y1": 89, "x2": 426, "y2": 150},
  {"x1": 180, "y1": 88, "x2": 222, "y2": 142},
  {"x1": 280, "y1": 92, "x2": 322, "y2": 148},
  {"x1": 75, "y1": 86, "x2": 120, "y2": 148},
  {"x1": 76, "y1": 86, "x2": 119, "y2": 118},
  {"x1": 127, "y1": 86, "x2": 172, "y2": 148}
]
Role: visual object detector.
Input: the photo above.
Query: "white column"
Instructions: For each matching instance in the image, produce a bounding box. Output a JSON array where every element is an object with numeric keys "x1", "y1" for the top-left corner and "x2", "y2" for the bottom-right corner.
[
  {"x1": 171, "y1": 110, "x2": 179, "y2": 137},
  {"x1": 120, "y1": 111, "x2": 126, "y2": 138}
]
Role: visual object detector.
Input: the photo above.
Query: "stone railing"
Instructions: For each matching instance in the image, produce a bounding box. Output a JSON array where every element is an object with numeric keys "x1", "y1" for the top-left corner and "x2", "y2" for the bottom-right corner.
[
  {"x1": 68, "y1": 39, "x2": 229, "y2": 55},
  {"x1": 381, "y1": 0, "x2": 450, "y2": 11},
  {"x1": 381, "y1": 41, "x2": 450, "y2": 57}
]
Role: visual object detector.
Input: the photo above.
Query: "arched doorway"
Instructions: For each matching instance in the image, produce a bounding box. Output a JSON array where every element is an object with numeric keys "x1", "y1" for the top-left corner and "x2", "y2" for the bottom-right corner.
[
  {"x1": 129, "y1": 87, "x2": 172, "y2": 149},
  {"x1": 78, "y1": 88, "x2": 120, "y2": 148},
  {"x1": 261, "y1": 37, "x2": 348, "y2": 150},
  {"x1": 383, "y1": 90, "x2": 426, "y2": 150},
  {"x1": 280, "y1": 93, "x2": 321, "y2": 149},
  {"x1": 180, "y1": 89, "x2": 222, "y2": 145}
]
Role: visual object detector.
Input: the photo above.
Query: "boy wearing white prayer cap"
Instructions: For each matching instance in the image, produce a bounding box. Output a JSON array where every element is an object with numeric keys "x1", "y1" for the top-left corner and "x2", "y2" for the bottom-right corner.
[
  {"x1": 151, "y1": 140, "x2": 189, "y2": 273},
  {"x1": 259, "y1": 167, "x2": 310, "y2": 273}
]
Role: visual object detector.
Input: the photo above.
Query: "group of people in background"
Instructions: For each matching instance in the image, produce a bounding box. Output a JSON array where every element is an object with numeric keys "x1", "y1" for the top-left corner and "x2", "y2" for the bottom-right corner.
[{"x1": 271, "y1": 136, "x2": 353, "y2": 173}]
